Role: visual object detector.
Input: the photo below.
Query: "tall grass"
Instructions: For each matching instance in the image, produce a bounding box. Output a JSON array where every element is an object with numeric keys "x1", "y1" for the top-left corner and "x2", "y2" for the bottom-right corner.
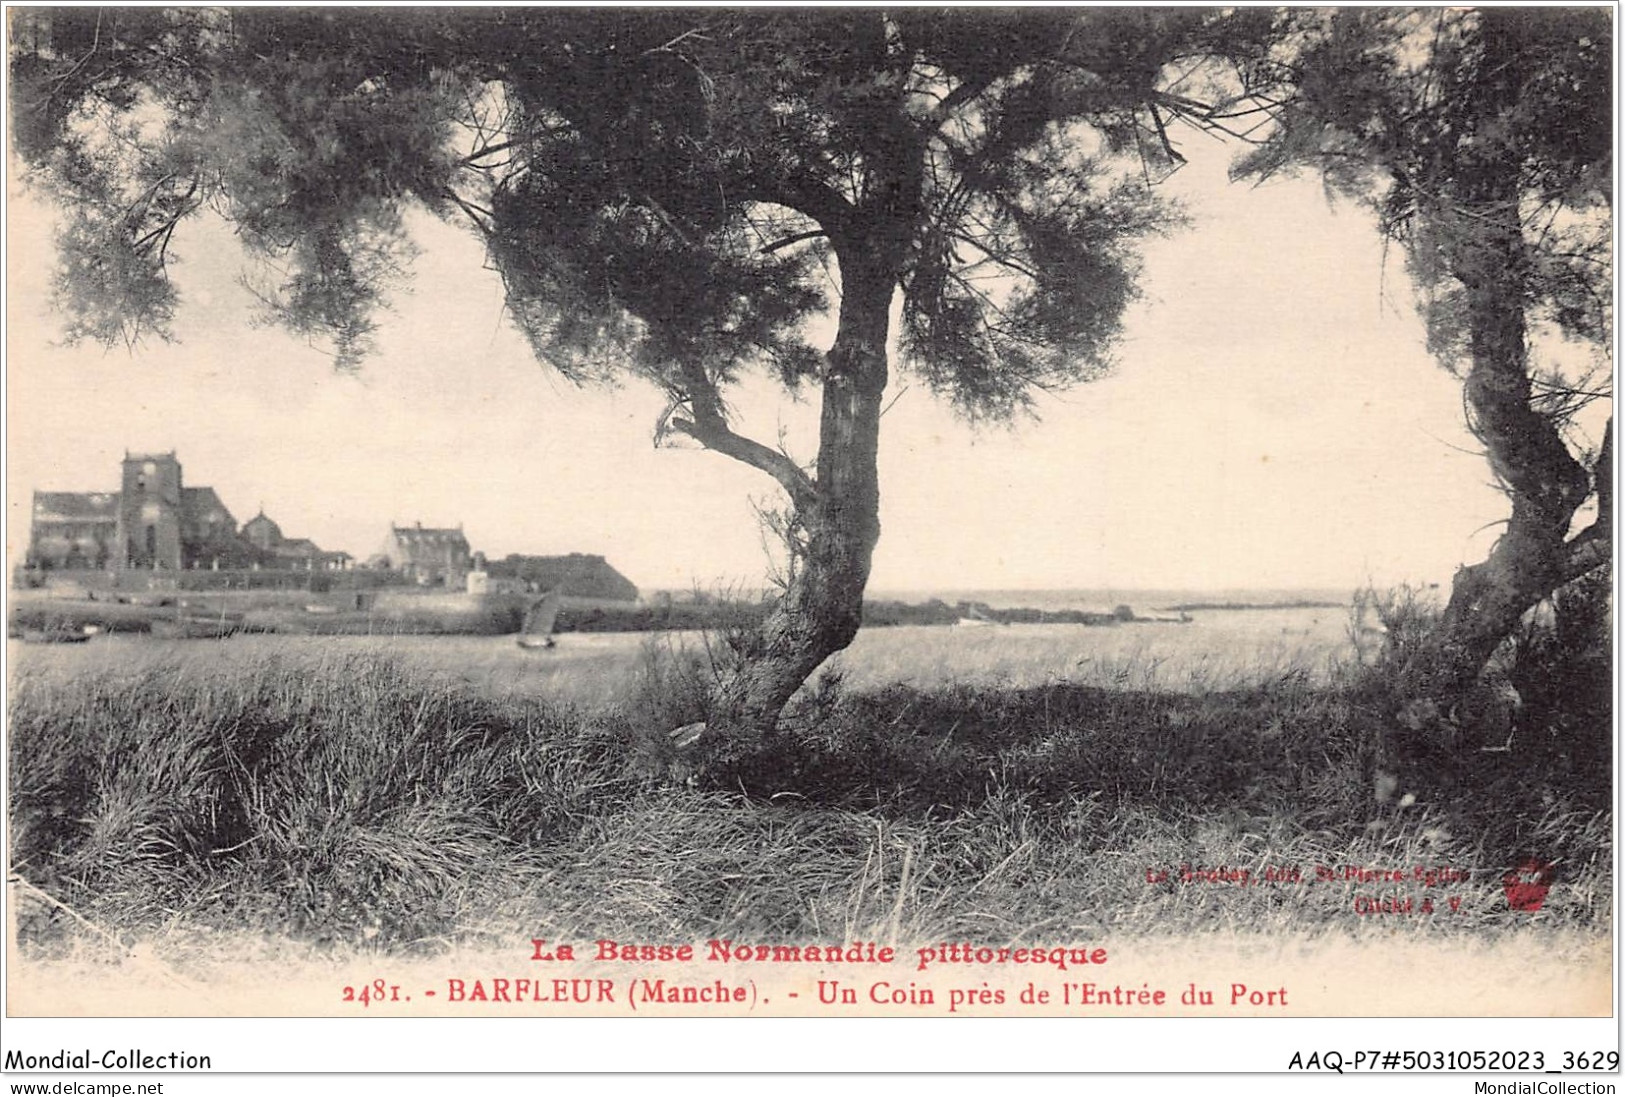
[
  {"x1": 9, "y1": 610, "x2": 1610, "y2": 961},
  {"x1": 10, "y1": 651, "x2": 637, "y2": 950}
]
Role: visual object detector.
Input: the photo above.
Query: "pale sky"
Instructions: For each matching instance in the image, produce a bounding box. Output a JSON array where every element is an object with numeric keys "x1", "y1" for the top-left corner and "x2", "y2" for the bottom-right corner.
[{"x1": 6, "y1": 139, "x2": 1516, "y2": 596}]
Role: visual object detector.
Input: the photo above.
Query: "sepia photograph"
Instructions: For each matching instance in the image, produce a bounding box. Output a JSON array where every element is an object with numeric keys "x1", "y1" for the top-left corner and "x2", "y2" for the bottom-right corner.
[{"x1": 2, "y1": 3, "x2": 1615, "y2": 1076}]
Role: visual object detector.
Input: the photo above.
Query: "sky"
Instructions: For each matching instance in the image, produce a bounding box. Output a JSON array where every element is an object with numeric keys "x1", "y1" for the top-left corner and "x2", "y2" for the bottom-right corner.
[{"x1": 6, "y1": 136, "x2": 1521, "y2": 597}]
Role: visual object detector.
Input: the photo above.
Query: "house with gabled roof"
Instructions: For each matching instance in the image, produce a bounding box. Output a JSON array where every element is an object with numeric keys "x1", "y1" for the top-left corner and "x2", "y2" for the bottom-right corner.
[
  {"x1": 380, "y1": 522, "x2": 472, "y2": 586},
  {"x1": 240, "y1": 510, "x2": 350, "y2": 571}
]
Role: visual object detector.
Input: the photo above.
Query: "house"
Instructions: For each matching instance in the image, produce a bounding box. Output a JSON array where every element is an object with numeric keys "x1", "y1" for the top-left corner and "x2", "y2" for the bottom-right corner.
[
  {"x1": 241, "y1": 511, "x2": 351, "y2": 571},
  {"x1": 380, "y1": 523, "x2": 472, "y2": 586},
  {"x1": 26, "y1": 454, "x2": 628, "y2": 594},
  {"x1": 466, "y1": 570, "x2": 528, "y2": 595},
  {"x1": 241, "y1": 511, "x2": 283, "y2": 552},
  {"x1": 481, "y1": 553, "x2": 639, "y2": 600}
]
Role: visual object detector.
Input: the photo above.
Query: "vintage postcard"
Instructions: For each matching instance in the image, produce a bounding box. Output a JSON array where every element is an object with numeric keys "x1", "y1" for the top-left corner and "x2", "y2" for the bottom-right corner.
[{"x1": 3, "y1": 4, "x2": 1615, "y2": 1077}]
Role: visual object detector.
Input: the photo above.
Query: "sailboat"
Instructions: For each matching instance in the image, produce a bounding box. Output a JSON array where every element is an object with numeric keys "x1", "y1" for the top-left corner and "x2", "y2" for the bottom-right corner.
[{"x1": 516, "y1": 589, "x2": 563, "y2": 650}]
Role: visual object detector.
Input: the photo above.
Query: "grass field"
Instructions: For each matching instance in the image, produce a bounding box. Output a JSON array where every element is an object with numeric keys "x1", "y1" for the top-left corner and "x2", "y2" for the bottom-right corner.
[
  {"x1": 6, "y1": 607, "x2": 1612, "y2": 1015},
  {"x1": 9, "y1": 604, "x2": 1355, "y2": 701}
]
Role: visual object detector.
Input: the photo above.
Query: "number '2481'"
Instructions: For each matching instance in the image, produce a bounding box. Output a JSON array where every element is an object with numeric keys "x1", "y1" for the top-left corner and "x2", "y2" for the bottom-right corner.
[{"x1": 342, "y1": 979, "x2": 403, "y2": 1006}]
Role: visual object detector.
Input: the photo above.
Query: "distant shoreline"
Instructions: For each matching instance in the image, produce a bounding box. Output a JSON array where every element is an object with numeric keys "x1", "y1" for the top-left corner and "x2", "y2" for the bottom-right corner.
[
  {"x1": 865, "y1": 587, "x2": 1355, "y2": 613},
  {"x1": 1154, "y1": 600, "x2": 1347, "y2": 612},
  {"x1": 10, "y1": 587, "x2": 1351, "y2": 640}
]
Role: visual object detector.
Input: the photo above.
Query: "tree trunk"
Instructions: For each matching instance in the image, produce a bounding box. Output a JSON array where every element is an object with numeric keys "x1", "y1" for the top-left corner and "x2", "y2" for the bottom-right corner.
[
  {"x1": 700, "y1": 260, "x2": 893, "y2": 763},
  {"x1": 1420, "y1": 27, "x2": 1597, "y2": 701},
  {"x1": 1427, "y1": 274, "x2": 1591, "y2": 693}
]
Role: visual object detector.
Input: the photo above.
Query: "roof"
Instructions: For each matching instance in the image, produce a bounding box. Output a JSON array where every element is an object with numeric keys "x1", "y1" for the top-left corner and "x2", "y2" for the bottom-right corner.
[
  {"x1": 486, "y1": 553, "x2": 639, "y2": 601},
  {"x1": 33, "y1": 492, "x2": 117, "y2": 522},
  {"x1": 181, "y1": 487, "x2": 237, "y2": 527},
  {"x1": 390, "y1": 526, "x2": 470, "y2": 547},
  {"x1": 242, "y1": 511, "x2": 280, "y2": 530}
]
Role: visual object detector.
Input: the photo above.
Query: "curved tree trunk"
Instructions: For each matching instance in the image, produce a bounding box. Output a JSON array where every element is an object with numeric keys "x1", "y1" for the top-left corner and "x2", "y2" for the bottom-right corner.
[
  {"x1": 665, "y1": 117, "x2": 924, "y2": 779},
  {"x1": 1417, "y1": 21, "x2": 1607, "y2": 704},
  {"x1": 701, "y1": 260, "x2": 893, "y2": 763},
  {"x1": 1428, "y1": 248, "x2": 1593, "y2": 696}
]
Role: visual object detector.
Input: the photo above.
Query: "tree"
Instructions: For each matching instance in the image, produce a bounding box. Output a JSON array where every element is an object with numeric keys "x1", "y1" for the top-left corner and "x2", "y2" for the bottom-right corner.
[
  {"x1": 11, "y1": 8, "x2": 1241, "y2": 762},
  {"x1": 1232, "y1": 8, "x2": 1612, "y2": 706}
]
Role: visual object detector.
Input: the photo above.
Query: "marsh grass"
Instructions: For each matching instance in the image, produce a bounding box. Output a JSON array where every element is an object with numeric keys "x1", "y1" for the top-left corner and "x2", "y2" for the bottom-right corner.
[
  {"x1": 10, "y1": 650, "x2": 633, "y2": 951},
  {"x1": 6, "y1": 609, "x2": 1611, "y2": 968}
]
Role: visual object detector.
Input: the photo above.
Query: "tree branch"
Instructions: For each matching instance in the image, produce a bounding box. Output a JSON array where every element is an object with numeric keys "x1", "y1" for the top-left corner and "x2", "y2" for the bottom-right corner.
[
  {"x1": 1559, "y1": 416, "x2": 1611, "y2": 583},
  {"x1": 442, "y1": 189, "x2": 497, "y2": 243},
  {"x1": 1563, "y1": 522, "x2": 1610, "y2": 582},
  {"x1": 668, "y1": 360, "x2": 818, "y2": 509},
  {"x1": 759, "y1": 229, "x2": 826, "y2": 255},
  {"x1": 921, "y1": 72, "x2": 1001, "y2": 128},
  {"x1": 1146, "y1": 103, "x2": 1187, "y2": 165},
  {"x1": 1591, "y1": 414, "x2": 1610, "y2": 533},
  {"x1": 737, "y1": 175, "x2": 855, "y2": 241},
  {"x1": 459, "y1": 138, "x2": 523, "y2": 166}
]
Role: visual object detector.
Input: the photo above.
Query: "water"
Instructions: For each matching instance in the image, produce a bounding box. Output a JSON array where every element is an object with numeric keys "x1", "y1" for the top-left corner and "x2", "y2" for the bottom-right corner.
[{"x1": 866, "y1": 587, "x2": 1352, "y2": 615}]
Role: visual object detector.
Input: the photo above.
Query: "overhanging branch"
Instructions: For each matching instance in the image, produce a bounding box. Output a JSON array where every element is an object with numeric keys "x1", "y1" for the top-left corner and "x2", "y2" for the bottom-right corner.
[
  {"x1": 759, "y1": 229, "x2": 826, "y2": 255},
  {"x1": 668, "y1": 361, "x2": 818, "y2": 510}
]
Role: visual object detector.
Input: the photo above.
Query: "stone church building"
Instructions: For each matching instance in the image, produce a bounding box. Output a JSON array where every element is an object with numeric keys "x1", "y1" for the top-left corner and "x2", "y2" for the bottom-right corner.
[{"x1": 28, "y1": 452, "x2": 347, "y2": 573}]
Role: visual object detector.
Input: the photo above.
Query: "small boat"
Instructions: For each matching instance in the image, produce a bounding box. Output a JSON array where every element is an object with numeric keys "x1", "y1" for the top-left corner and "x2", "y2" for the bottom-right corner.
[
  {"x1": 516, "y1": 589, "x2": 563, "y2": 650},
  {"x1": 954, "y1": 604, "x2": 1003, "y2": 627},
  {"x1": 151, "y1": 615, "x2": 242, "y2": 639},
  {"x1": 18, "y1": 626, "x2": 93, "y2": 644}
]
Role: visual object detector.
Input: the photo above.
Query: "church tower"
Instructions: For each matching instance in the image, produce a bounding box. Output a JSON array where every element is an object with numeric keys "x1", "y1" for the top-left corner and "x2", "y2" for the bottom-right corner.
[{"x1": 116, "y1": 452, "x2": 184, "y2": 570}]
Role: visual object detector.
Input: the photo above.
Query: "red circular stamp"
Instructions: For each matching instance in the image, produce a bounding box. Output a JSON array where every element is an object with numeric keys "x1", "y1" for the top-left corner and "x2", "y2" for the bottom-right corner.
[{"x1": 1501, "y1": 859, "x2": 1556, "y2": 912}]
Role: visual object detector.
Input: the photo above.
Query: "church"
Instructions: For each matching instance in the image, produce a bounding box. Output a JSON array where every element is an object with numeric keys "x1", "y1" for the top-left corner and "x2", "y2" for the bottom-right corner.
[{"x1": 28, "y1": 452, "x2": 348, "y2": 573}]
